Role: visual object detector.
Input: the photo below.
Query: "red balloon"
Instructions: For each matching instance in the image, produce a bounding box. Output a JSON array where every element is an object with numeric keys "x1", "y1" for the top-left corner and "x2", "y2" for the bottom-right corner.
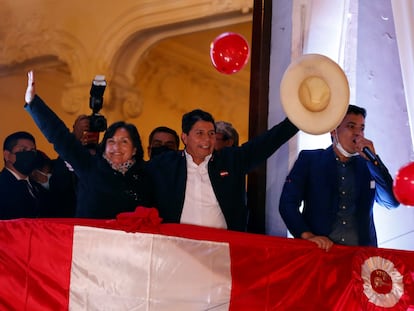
[
  {"x1": 393, "y1": 162, "x2": 414, "y2": 206},
  {"x1": 210, "y1": 32, "x2": 250, "y2": 74}
]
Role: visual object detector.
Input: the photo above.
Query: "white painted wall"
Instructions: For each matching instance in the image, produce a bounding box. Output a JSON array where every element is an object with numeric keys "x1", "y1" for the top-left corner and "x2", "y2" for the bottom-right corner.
[
  {"x1": 357, "y1": 0, "x2": 413, "y2": 250},
  {"x1": 267, "y1": 0, "x2": 414, "y2": 251}
]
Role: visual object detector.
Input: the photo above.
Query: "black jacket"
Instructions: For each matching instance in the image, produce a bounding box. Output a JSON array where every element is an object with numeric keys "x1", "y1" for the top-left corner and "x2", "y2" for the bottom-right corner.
[
  {"x1": 0, "y1": 169, "x2": 50, "y2": 219},
  {"x1": 145, "y1": 118, "x2": 298, "y2": 231},
  {"x1": 25, "y1": 95, "x2": 150, "y2": 219}
]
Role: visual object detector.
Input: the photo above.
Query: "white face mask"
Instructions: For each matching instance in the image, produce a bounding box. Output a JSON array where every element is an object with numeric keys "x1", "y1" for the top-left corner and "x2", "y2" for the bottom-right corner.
[
  {"x1": 39, "y1": 180, "x2": 50, "y2": 190},
  {"x1": 334, "y1": 130, "x2": 359, "y2": 158},
  {"x1": 36, "y1": 170, "x2": 52, "y2": 190}
]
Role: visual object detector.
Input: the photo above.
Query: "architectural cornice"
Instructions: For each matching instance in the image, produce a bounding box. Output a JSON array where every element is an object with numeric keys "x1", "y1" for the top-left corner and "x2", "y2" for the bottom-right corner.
[{"x1": 0, "y1": 0, "x2": 252, "y2": 117}]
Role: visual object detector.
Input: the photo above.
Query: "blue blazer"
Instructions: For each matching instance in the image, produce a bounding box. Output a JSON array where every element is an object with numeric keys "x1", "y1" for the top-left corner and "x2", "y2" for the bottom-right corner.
[
  {"x1": 146, "y1": 118, "x2": 298, "y2": 232},
  {"x1": 279, "y1": 146, "x2": 399, "y2": 246}
]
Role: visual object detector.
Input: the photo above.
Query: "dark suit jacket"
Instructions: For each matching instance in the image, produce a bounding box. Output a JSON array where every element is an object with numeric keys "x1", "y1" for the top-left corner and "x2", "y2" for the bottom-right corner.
[
  {"x1": 279, "y1": 145, "x2": 400, "y2": 246},
  {"x1": 0, "y1": 168, "x2": 50, "y2": 219},
  {"x1": 25, "y1": 95, "x2": 151, "y2": 219},
  {"x1": 145, "y1": 118, "x2": 298, "y2": 231},
  {"x1": 47, "y1": 157, "x2": 77, "y2": 217}
]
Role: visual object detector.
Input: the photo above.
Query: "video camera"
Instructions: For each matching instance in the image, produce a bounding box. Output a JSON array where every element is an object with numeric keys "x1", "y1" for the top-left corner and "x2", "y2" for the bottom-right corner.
[{"x1": 89, "y1": 75, "x2": 107, "y2": 133}]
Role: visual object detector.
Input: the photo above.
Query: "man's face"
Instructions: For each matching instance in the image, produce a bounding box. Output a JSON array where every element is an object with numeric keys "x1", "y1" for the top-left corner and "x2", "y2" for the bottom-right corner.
[
  {"x1": 181, "y1": 120, "x2": 215, "y2": 164},
  {"x1": 148, "y1": 132, "x2": 178, "y2": 158},
  {"x1": 4, "y1": 138, "x2": 36, "y2": 167},
  {"x1": 332, "y1": 113, "x2": 365, "y2": 154},
  {"x1": 215, "y1": 132, "x2": 233, "y2": 151}
]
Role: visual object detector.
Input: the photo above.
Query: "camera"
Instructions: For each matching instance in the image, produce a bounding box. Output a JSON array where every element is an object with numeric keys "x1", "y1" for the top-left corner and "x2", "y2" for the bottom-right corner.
[{"x1": 88, "y1": 75, "x2": 107, "y2": 132}]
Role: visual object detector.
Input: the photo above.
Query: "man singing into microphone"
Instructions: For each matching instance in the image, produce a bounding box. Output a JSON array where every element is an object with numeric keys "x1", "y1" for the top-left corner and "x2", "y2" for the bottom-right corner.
[{"x1": 279, "y1": 105, "x2": 400, "y2": 250}]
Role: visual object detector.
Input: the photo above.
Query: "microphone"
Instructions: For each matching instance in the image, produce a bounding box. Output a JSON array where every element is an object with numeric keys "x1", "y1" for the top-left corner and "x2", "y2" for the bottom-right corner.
[{"x1": 362, "y1": 147, "x2": 378, "y2": 165}]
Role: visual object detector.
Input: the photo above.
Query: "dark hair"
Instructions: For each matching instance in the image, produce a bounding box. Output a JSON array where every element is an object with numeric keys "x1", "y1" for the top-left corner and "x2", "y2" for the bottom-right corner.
[
  {"x1": 3, "y1": 131, "x2": 35, "y2": 151},
  {"x1": 347, "y1": 105, "x2": 366, "y2": 118},
  {"x1": 149, "y1": 126, "x2": 179, "y2": 147},
  {"x1": 100, "y1": 121, "x2": 144, "y2": 161},
  {"x1": 34, "y1": 150, "x2": 53, "y2": 170},
  {"x1": 182, "y1": 109, "x2": 215, "y2": 134}
]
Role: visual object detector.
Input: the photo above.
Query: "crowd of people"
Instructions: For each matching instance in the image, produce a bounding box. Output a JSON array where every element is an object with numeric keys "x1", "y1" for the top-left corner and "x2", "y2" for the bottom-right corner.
[{"x1": 0, "y1": 69, "x2": 401, "y2": 250}]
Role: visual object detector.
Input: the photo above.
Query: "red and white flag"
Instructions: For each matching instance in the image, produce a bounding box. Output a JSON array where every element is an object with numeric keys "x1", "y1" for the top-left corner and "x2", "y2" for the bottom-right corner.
[{"x1": 1, "y1": 208, "x2": 414, "y2": 310}]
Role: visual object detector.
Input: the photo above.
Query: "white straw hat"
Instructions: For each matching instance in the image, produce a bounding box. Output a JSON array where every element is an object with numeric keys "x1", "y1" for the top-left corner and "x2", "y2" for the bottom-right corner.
[{"x1": 280, "y1": 54, "x2": 350, "y2": 135}]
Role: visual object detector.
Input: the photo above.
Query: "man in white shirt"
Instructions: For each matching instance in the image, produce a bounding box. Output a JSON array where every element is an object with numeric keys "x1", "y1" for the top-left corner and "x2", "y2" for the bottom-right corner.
[{"x1": 146, "y1": 109, "x2": 298, "y2": 231}]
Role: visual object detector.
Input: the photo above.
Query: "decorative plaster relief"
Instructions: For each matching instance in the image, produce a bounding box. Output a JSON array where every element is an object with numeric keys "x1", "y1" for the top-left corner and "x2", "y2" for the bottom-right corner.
[
  {"x1": 0, "y1": 19, "x2": 87, "y2": 76},
  {"x1": 122, "y1": 91, "x2": 143, "y2": 119},
  {"x1": 0, "y1": 0, "x2": 251, "y2": 119},
  {"x1": 211, "y1": 0, "x2": 253, "y2": 13},
  {"x1": 138, "y1": 50, "x2": 246, "y2": 122},
  {"x1": 61, "y1": 84, "x2": 91, "y2": 114}
]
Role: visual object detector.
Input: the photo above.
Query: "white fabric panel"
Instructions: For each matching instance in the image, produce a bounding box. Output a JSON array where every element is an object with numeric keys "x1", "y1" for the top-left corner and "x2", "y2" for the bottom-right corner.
[{"x1": 69, "y1": 226, "x2": 231, "y2": 311}]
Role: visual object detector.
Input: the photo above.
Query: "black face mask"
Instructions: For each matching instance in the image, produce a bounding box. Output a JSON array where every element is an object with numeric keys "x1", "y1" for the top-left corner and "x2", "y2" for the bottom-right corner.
[
  {"x1": 150, "y1": 145, "x2": 173, "y2": 159},
  {"x1": 13, "y1": 150, "x2": 38, "y2": 175}
]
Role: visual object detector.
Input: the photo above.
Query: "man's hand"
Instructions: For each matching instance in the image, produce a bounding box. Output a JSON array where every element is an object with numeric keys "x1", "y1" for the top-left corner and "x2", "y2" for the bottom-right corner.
[
  {"x1": 25, "y1": 70, "x2": 35, "y2": 104},
  {"x1": 301, "y1": 231, "x2": 333, "y2": 251},
  {"x1": 72, "y1": 115, "x2": 90, "y2": 141},
  {"x1": 354, "y1": 136, "x2": 376, "y2": 161}
]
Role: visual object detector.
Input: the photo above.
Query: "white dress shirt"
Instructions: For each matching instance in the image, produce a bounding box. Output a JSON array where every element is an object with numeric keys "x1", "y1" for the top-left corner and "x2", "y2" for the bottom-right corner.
[{"x1": 180, "y1": 150, "x2": 227, "y2": 229}]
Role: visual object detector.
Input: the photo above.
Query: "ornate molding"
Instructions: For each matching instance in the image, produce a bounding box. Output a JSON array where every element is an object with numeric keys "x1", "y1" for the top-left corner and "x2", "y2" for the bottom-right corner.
[
  {"x1": 98, "y1": 1, "x2": 253, "y2": 81},
  {"x1": 61, "y1": 84, "x2": 90, "y2": 115},
  {"x1": 138, "y1": 48, "x2": 248, "y2": 120},
  {"x1": 0, "y1": 0, "x2": 251, "y2": 119},
  {"x1": 0, "y1": 16, "x2": 87, "y2": 78}
]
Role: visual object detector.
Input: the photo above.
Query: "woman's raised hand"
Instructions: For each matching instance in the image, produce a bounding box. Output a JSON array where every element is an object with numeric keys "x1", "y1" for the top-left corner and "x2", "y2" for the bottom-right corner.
[{"x1": 25, "y1": 70, "x2": 35, "y2": 104}]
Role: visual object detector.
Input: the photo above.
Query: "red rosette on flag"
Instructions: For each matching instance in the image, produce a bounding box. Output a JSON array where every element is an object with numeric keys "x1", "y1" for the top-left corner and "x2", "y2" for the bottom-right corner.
[
  {"x1": 115, "y1": 206, "x2": 162, "y2": 233},
  {"x1": 352, "y1": 249, "x2": 414, "y2": 310}
]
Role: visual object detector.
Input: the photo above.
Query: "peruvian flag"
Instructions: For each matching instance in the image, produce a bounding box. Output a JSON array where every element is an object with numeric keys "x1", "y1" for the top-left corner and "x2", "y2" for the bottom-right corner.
[{"x1": 1, "y1": 208, "x2": 414, "y2": 310}]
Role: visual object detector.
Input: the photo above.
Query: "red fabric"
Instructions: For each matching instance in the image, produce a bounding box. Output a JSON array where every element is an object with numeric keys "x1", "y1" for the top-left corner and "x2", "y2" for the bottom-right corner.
[
  {"x1": 1, "y1": 218, "x2": 414, "y2": 310},
  {"x1": 352, "y1": 249, "x2": 414, "y2": 311},
  {"x1": 115, "y1": 206, "x2": 162, "y2": 233},
  {"x1": 0, "y1": 219, "x2": 73, "y2": 311}
]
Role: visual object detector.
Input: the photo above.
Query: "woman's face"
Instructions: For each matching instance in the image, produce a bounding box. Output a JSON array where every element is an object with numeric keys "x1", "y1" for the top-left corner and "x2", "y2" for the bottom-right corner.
[{"x1": 104, "y1": 128, "x2": 136, "y2": 164}]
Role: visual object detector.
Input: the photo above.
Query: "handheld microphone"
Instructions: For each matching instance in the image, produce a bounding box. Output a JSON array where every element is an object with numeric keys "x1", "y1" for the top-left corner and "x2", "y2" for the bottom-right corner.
[{"x1": 362, "y1": 147, "x2": 378, "y2": 165}]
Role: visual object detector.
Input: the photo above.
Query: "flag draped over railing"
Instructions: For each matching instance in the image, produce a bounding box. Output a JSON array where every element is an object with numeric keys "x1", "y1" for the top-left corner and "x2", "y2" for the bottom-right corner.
[{"x1": 0, "y1": 208, "x2": 413, "y2": 310}]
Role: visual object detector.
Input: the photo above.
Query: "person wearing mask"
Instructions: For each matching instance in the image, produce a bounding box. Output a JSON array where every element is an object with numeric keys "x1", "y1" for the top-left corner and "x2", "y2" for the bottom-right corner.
[
  {"x1": 214, "y1": 121, "x2": 239, "y2": 151},
  {"x1": 24, "y1": 70, "x2": 151, "y2": 219},
  {"x1": 147, "y1": 126, "x2": 179, "y2": 159},
  {"x1": 31, "y1": 150, "x2": 53, "y2": 191},
  {"x1": 279, "y1": 105, "x2": 400, "y2": 250},
  {"x1": 30, "y1": 149, "x2": 78, "y2": 217},
  {"x1": 145, "y1": 108, "x2": 298, "y2": 231},
  {"x1": 0, "y1": 131, "x2": 51, "y2": 219}
]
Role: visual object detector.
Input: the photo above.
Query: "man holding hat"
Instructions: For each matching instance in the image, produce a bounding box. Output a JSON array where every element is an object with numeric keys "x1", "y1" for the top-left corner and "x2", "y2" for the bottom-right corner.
[
  {"x1": 277, "y1": 54, "x2": 399, "y2": 250},
  {"x1": 279, "y1": 104, "x2": 399, "y2": 250}
]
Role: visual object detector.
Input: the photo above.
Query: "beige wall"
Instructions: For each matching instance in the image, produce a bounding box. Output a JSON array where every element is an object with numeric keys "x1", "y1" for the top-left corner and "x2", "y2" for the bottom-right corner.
[
  {"x1": 0, "y1": 1, "x2": 252, "y2": 162},
  {"x1": 0, "y1": 69, "x2": 72, "y2": 160},
  {"x1": 135, "y1": 24, "x2": 251, "y2": 159}
]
